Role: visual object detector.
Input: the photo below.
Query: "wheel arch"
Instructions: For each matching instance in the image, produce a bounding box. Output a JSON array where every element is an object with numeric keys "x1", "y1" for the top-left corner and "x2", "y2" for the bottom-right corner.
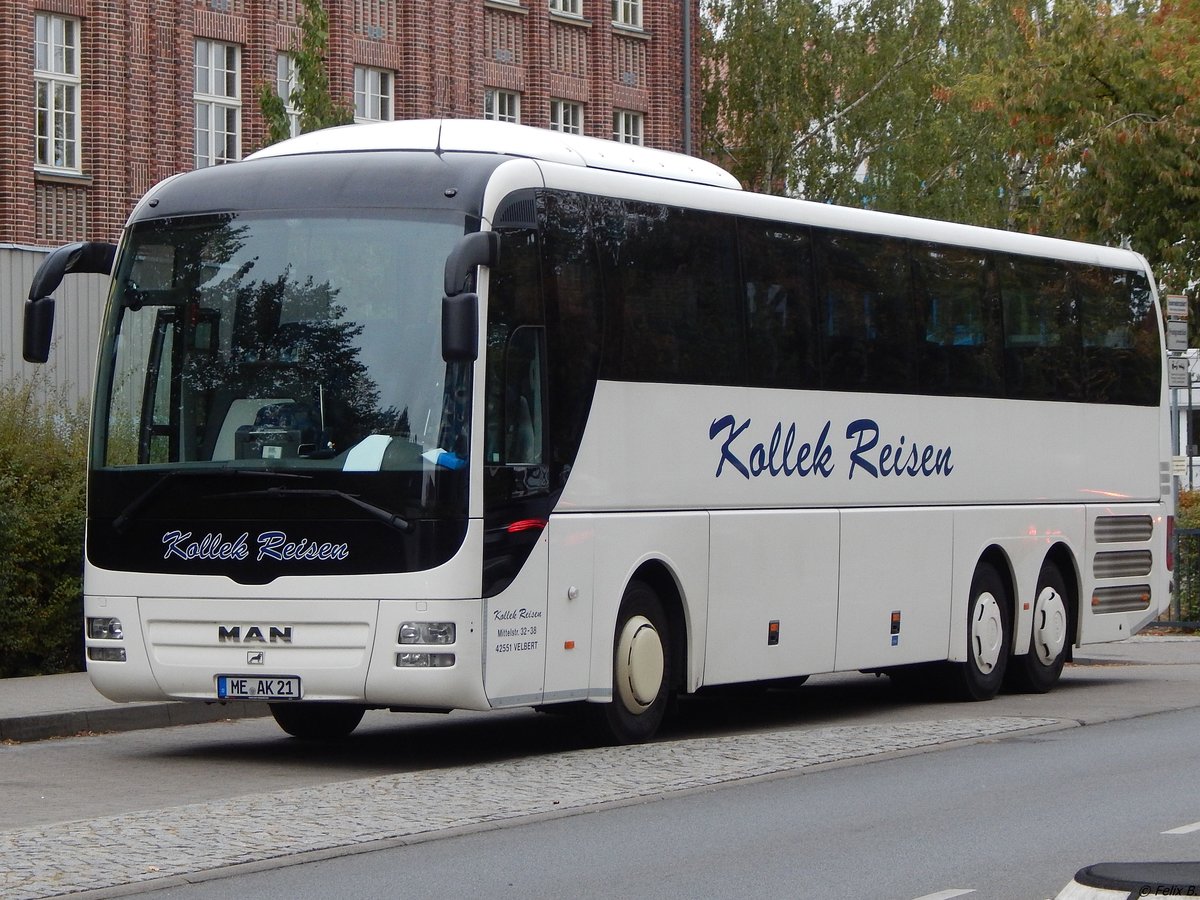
[{"x1": 628, "y1": 558, "x2": 689, "y2": 694}]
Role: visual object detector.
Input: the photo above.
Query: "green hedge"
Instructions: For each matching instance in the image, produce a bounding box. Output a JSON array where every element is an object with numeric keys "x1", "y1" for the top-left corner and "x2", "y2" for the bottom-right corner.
[
  {"x1": 1173, "y1": 492, "x2": 1200, "y2": 624},
  {"x1": 0, "y1": 378, "x2": 87, "y2": 677}
]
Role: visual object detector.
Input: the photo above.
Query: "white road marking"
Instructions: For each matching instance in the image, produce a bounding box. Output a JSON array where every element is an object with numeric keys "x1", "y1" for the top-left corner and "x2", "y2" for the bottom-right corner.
[
  {"x1": 912, "y1": 890, "x2": 976, "y2": 900},
  {"x1": 1162, "y1": 820, "x2": 1200, "y2": 835}
]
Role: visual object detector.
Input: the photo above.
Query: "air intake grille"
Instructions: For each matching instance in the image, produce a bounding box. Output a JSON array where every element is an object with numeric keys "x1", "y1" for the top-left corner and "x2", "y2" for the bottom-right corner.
[
  {"x1": 1093, "y1": 550, "x2": 1153, "y2": 579},
  {"x1": 495, "y1": 197, "x2": 536, "y2": 228},
  {"x1": 1092, "y1": 585, "x2": 1152, "y2": 613},
  {"x1": 1094, "y1": 515, "x2": 1153, "y2": 543}
]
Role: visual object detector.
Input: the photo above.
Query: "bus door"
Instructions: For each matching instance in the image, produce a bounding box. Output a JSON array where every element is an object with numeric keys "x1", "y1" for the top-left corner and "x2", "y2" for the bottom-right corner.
[
  {"x1": 138, "y1": 307, "x2": 220, "y2": 463},
  {"x1": 481, "y1": 322, "x2": 551, "y2": 707}
]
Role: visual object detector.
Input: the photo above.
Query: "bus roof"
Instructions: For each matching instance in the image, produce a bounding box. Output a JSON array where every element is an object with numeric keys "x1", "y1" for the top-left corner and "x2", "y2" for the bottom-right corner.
[{"x1": 247, "y1": 119, "x2": 743, "y2": 190}]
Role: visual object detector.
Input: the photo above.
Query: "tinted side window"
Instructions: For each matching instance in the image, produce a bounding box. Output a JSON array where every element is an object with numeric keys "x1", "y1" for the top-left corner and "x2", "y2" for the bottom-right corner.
[
  {"x1": 594, "y1": 199, "x2": 742, "y2": 385},
  {"x1": 539, "y1": 191, "x2": 605, "y2": 484},
  {"x1": 815, "y1": 230, "x2": 917, "y2": 393},
  {"x1": 482, "y1": 227, "x2": 550, "y2": 596},
  {"x1": 1078, "y1": 266, "x2": 1161, "y2": 406},
  {"x1": 912, "y1": 244, "x2": 1003, "y2": 397},
  {"x1": 738, "y1": 219, "x2": 818, "y2": 390},
  {"x1": 484, "y1": 229, "x2": 547, "y2": 484},
  {"x1": 999, "y1": 256, "x2": 1082, "y2": 401}
]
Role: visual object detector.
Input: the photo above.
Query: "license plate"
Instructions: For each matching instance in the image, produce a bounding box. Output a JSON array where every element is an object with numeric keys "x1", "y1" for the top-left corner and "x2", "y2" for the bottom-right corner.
[{"x1": 216, "y1": 675, "x2": 301, "y2": 701}]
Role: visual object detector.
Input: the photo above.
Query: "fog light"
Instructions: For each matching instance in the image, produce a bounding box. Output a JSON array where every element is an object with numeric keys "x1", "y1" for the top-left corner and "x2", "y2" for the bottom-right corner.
[
  {"x1": 396, "y1": 652, "x2": 455, "y2": 668},
  {"x1": 398, "y1": 622, "x2": 456, "y2": 645},
  {"x1": 87, "y1": 617, "x2": 124, "y2": 640},
  {"x1": 88, "y1": 647, "x2": 127, "y2": 662}
]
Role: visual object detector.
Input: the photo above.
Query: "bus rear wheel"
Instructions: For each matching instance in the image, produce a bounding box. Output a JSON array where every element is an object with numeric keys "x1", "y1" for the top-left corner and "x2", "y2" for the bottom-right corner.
[
  {"x1": 1005, "y1": 563, "x2": 1069, "y2": 693},
  {"x1": 269, "y1": 702, "x2": 365, "y2": 740},
  {"x1": 593, "y1": 580, "x2": 671, "y2": 745},
  {"x1": 952, "y1": 562, "x2": 1010, "y2": 701}
]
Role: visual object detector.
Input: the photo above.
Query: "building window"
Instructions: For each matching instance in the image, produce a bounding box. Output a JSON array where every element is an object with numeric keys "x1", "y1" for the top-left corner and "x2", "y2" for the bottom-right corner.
[
  {"x1": 485, "y1": 89, "x2": 520, "y2": 124},
  {"x1": 612, "y1": 0, "x2": 642, "y2": 28},
  {"x1": 550, "y1": 100, "x2": 583, "y2": 135},
  {"x1": 34, "y1": 14, "x2": 81, "y2": 171},
  {"x1": 354, "y1": 66, "x2": 393, "y2": 122},
  {"x1": 550, "y1": 0, "x2": 582, "y2": 14},
  {"x1": 194, "y1": 39, "x2": 240, "y2": 168},
  {"x1": 276, "y1": 54, "x2": 302, "y2": 138},
  {"x1": 613, "y1": 109, "x2": 643, "y2": 145}
]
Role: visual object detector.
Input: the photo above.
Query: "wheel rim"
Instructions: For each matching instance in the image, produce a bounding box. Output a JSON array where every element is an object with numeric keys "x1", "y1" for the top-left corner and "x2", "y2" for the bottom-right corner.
[
  {"x1": 971, "y1": 591, "x2": 1004, "y2": 674},
  {"x1": 616, "y1": 615, "x2": 664, "y2": 714},
  {"x1": 1032, "y1": 585, "x2": 1067, "y2": 666}
]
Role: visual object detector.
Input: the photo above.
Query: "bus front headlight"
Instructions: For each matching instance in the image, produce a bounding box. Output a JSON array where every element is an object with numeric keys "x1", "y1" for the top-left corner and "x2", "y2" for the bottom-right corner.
[
  {"x1": 88, "y1": 617, "x2": 124, "y2": 640},
  {"x1": 398, "y1": 622, "x2": 456, "y2": 645}
]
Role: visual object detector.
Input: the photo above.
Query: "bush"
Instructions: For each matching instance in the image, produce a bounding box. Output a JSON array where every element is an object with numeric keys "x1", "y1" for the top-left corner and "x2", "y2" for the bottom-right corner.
[
  {"x1": 1179, "y1": 490, "x2": 1200, "y2": 528},
  {"x1": 1174, "y1": 491, "x2": 1200, "y2": 624},
  {"x1": 0, "y1": 378, "x2": 88, "y2": 677}
]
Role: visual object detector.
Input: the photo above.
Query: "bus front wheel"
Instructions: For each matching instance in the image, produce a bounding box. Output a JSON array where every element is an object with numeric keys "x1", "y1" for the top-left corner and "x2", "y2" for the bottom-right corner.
[
  {"x1": 953, "y1": 562, "x2": 1010, "y2": 701},
  {"x1": 269, "y1": 702, "x2": 365, "y2": 740},
  {"x1": 593, "y1": 580, "x2": 671, "y2": 745}
]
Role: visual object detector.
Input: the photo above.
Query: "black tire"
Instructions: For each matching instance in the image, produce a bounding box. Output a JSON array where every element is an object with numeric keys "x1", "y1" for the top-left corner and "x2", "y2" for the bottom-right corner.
[
  {"x1": 951, "y1": 562, "x2": 1011, "y2": 701},
  {"x1": 269, "y1": 702, "x2": 365, "y2": 739},
  {"x1": 592, "y1": 580, "x2": 671, "y2": 745},
  {"x1": 1005, "y1": 563, "x2": 1070, "y2": 694}
]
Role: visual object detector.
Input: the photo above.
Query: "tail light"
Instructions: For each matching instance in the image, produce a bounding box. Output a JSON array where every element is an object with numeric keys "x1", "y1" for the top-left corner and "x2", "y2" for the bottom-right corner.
[{"x1": 1167, "y1": 515, "x2": 1175, "y2": 572}]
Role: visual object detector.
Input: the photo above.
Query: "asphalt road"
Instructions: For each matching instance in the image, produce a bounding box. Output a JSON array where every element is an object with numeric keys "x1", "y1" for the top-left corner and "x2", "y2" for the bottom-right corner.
[{"x1": 136, "y1": 704, "x2": 1200, "y2": 900}]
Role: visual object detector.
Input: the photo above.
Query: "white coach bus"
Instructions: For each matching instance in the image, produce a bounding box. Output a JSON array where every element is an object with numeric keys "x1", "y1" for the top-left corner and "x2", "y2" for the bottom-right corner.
[{"x1": 23, "y1": 120, "x2": 1172, "y2": 743}]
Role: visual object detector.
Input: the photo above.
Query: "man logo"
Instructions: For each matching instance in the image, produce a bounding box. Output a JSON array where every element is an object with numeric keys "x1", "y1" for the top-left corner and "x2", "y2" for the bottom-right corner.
[
  {"x1": 247, "y1": 651, "x2": 265, "y2": 666},
  {"x1": 217, "y1": 625, "x2": 293, "y2": 644}
]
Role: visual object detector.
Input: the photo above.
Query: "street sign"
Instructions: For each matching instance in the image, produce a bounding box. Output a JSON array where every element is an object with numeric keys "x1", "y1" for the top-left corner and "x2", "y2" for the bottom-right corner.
[
  {"x1": 1170, "y1": 356, "x2": 1190, "y2": 388},
  {"x1": 1167, "y1": 294, "x2": 1189, "y2": 320},
  {"x1": 1167, "y1": 320, "x2": 1189, "y2": 351}
]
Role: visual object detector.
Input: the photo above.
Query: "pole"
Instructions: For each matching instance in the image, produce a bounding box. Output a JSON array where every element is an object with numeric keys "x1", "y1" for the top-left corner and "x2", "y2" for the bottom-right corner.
[{"x1": 682, "y1": 0, "x2": 692, "y2": 156}]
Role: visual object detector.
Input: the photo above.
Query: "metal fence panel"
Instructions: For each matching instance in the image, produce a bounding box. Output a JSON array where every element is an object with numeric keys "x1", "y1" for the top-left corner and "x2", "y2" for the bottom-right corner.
[
  {"x1": 1168, "y1": 527, "x2": 1200, "y2": 628},
  {"x1": 1, "y1": 245, "x2": 108, "y2": 410}
]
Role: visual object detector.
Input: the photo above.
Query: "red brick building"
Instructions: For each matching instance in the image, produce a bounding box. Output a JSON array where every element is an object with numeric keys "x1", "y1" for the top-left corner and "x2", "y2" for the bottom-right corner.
[{"x1": 0, "y1": 0, "x2": 701, "y2": 248}]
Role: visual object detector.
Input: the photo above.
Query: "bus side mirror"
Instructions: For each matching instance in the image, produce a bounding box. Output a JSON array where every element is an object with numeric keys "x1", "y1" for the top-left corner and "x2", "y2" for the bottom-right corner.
[
  {"x1": 23, "y1": 297, "x2": 56, "y2": 364},
  {"x1": 23, "y1": 241, "x2": 117, "y2": 363},
  {"x1": 442, "y1": 293, "x2": 478, "y2": 362},
  {"x1": 443, "y1": 231, "x2": 500, "y2": 297},
  {"x1": 441, "y1": 231, "x2": 499, "y2": 362}
]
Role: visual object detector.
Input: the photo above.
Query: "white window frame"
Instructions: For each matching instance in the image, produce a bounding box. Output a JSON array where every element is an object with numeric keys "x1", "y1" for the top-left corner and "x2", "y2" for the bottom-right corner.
[
  {"x1": 549, "y1": 99, "x2": 583, "y2": 135},
  {"x1": 613, "y1": 109, "x2": 643, "y2": 145},
  {"x1": 484, "y1": 89, "x2": 520, "y2": 124},
  {"x1": 550, "y1": 0, "x2": 583, "y2": 15},
  {"x1": 34, "y1": 13, "x2": 82, "y2": 172},
  {"x1": 276, "y1": 53, "x2": 302, "y2": 138},
  {"x1": 194, "y1": 39, "x2": 241, "y2": 168},
  {"x1": 612, "y1": 0, "x2": 642, "y2": 28},
  {"x1": 354, "y1": 66, "x2": 394, "y2": 123}
]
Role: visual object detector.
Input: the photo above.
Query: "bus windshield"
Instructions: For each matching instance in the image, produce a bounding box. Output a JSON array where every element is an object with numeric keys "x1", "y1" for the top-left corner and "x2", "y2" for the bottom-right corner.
[{"x1": 93, "y1": 210, "x2": 470, "y2": 489}]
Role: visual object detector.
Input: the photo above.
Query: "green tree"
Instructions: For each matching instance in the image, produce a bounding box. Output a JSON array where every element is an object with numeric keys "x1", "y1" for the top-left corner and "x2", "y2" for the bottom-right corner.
[
  {"x1": 704, "y1": 0, "x2": 1200, "y2": 296},
  {"x1": 964, "y1": 0, "x2": 1200, "y2": 295},
  {"x1": 259, "y1": 0, "x2": 354, "y2": 146},
  {"x1": 703, "y1": 0, "x2": 1030, "y2": 226}
]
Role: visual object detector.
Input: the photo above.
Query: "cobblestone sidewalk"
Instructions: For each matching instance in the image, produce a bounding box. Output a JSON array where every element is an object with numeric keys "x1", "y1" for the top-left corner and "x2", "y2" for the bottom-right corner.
[{"x1": 1, "y1": 716, "x2": 1060, "y2": 899}]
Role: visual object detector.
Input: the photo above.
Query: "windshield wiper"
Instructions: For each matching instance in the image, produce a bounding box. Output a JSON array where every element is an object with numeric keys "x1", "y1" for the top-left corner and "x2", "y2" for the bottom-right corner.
[
  {"x1": 207, "y1": 486, "x2": 414, "y2": 534},
  {"x1": 112, "y1": 469, "x2": 312, "y2": 535}
]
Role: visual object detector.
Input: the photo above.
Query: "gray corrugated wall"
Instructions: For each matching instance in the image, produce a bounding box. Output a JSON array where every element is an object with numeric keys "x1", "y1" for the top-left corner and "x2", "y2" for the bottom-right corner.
[{"x1": 2, "y1": 246, "x2": 110, "y2": 410}]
